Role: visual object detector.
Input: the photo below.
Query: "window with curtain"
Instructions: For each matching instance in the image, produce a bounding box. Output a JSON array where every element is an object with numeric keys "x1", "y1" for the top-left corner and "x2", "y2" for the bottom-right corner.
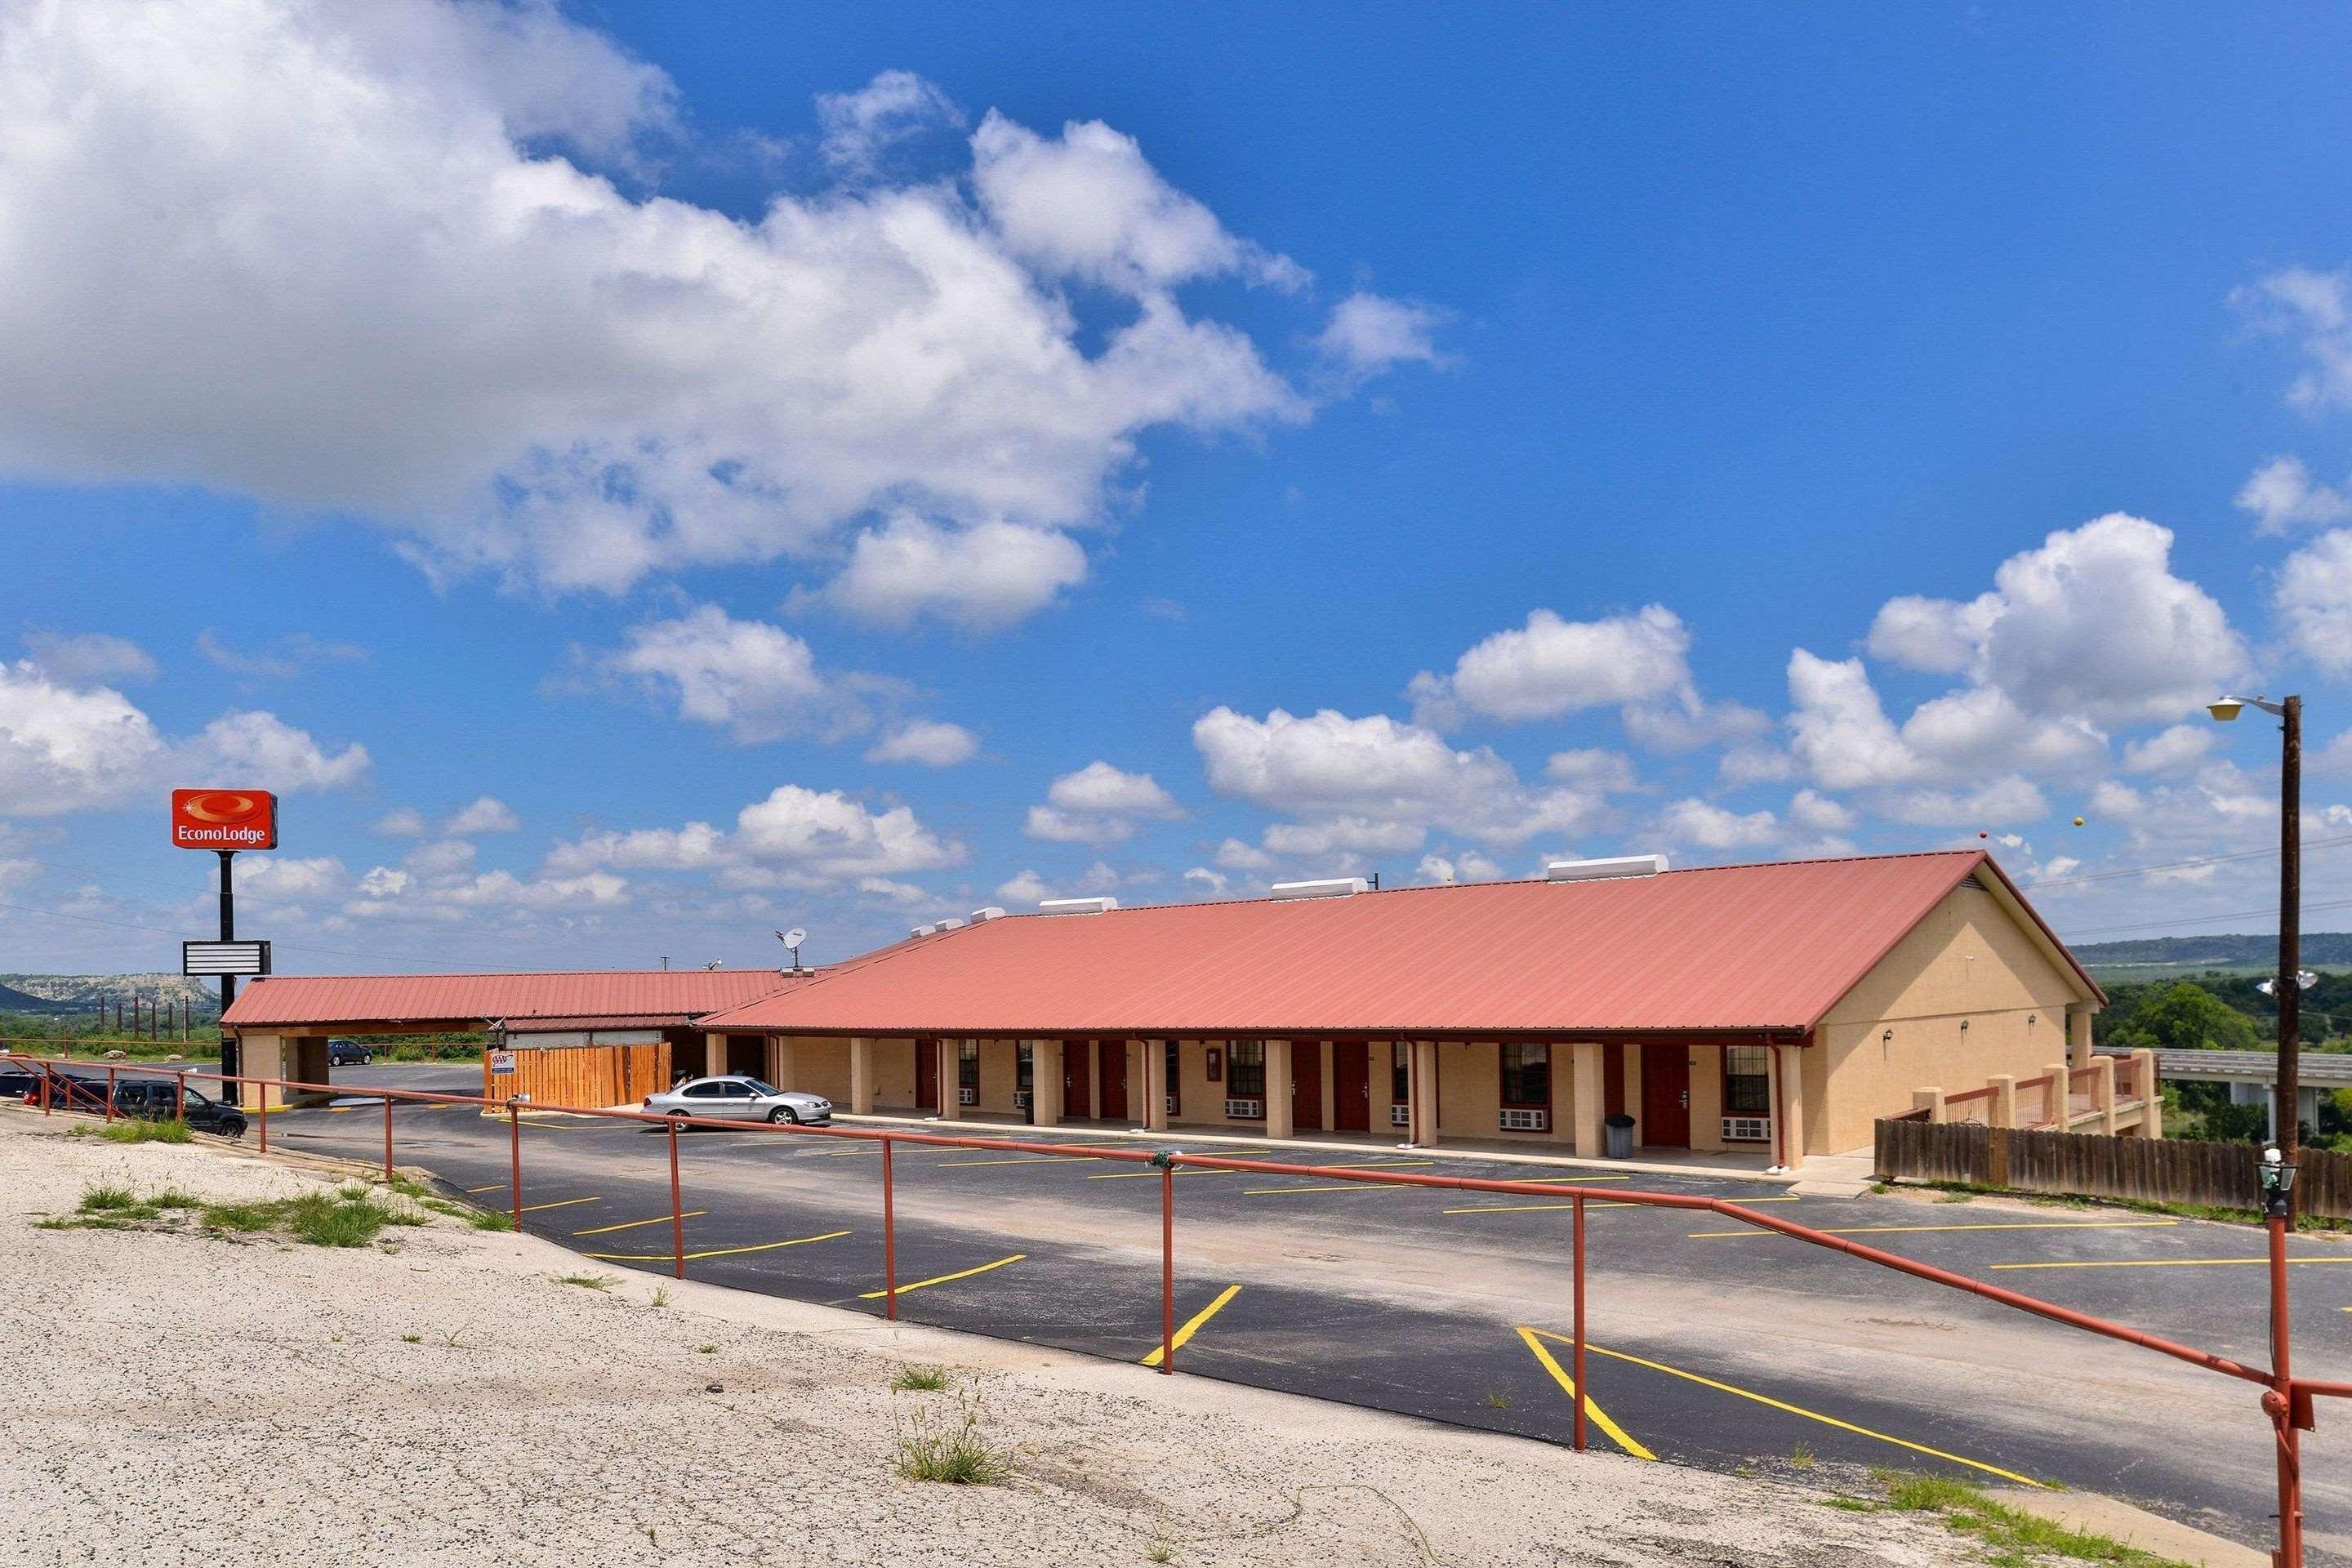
[
  {"x1": 1227, "y1": 1040, "x2": 1266, "y2": 1098},
  {"x1": 958, "y1": 1040, "x2": 978, "y2": 1091},
  {"x1": 1499, "y1": 1043, "x2": 1550, "y2": 1107},
  {"x1": 1016, "y1": 1043, "x2": 1033, "y2": 1091},
  {"x1": 1392, "y1": 1042, "x2": 1410, "y2": 1102},
  {"x1": 1724, "y1": 1045, "x2": 1771, "y2": 1116},
  {"x1": 1164, "y1": 1041, "x2": 1180, "y2": 1113}
]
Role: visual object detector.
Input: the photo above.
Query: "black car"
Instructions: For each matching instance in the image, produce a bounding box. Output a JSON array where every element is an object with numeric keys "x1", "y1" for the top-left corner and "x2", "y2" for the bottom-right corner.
[
  {"x1": 111, "y1": 1079, "x2": 247, "y2": 1138},
  {"x1": 327, "y1": 1038, "x2": 373, "y2": 1067}
]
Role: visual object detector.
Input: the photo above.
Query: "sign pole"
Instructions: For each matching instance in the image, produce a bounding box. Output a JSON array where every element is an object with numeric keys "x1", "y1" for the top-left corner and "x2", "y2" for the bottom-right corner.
[{"x1": 216, "y1": 849, "x2": 240, "y2": 1094}]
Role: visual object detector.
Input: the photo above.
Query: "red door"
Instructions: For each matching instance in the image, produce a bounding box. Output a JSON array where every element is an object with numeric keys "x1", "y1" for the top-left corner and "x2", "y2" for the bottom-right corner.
[
  {"x1": 1062, "y1": 1041, "x2": 1091, "y2": 1119},
  {"x1": 1331, "y1": 1042, "x2": 1370, "y2": 1132},
  {"x1": 1290, "y1": 1040, "x2": 1323, "y2": 1131},
  {"x1": 1640, "y1": 1042, "x2": 1690, "y2": 1147},
  {"x1": 1098, "y1": 1040, "x2": 1128, "y2": 1121},
  {"x1": 915, "y1": 1037, "x2": 938, "y2": 1111}
]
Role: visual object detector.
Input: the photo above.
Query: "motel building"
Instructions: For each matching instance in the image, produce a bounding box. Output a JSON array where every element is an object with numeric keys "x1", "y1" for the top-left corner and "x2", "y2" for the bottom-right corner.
[{"x1": 220, "y1": 850, "x2": 2112, "y2": 1172}]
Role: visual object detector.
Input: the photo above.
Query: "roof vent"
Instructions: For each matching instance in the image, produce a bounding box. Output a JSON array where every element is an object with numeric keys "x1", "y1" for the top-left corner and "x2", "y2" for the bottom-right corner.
[
  {"x1": 909, "y1": 923, "x2": 937, "y2": 938},
  {"x1": 1545, "y1": 853, "x2": 1668, "y2": 884},
  {"x1": 934, "y1": 916, "x2": 965, "y2": 932},
  {"x1": 1038, "y1": 895, "x2": 1118, "y2": 915},
  {"x1": 1269, "y1": 876, "x2": 1369, "y2": 901},
  {"x1": 969, "y1": 906, "x2": 1008, "y2": 923}
]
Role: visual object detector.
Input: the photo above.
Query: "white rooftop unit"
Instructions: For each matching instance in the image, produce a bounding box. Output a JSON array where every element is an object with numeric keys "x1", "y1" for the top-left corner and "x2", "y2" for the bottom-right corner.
[
  {"x1": 1545, "y1": 853, "x2": 1668, "y2": 884},
  {"x1": 1269, "y1": 876, "x2": 1370, "y2": 900},
  {"x1": 1038, "y1": 895, "x2": 1118, "y2": 915},
  {"x1": 969, "y1": 906, "x2": 1008, "y2": 923},
  {"x1": 908, "y1": 924, "x2": 937, "y2": 938},
  {"x1": 933, "y1": 916, "x2": 965, "y2": 931}
]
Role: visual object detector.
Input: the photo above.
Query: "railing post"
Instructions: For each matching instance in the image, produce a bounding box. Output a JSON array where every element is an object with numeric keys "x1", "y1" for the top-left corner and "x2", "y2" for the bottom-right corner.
[
  {"x1": 1572, "y1": 1192, "x2": 1588, "y2": 1453},
  {"x1": 40, "y1": 1065, "x2": 51, "y2": 1116},
  {"x1": 175, "y1": 1070, "x2": 186, "y2": 1123},
  {"x1": 1160, "y1": 1163, "x2": 1176, "y2": 1374},
  {"x1": 508, "y1": 1102, "x2": 522, "y2": 1229},
  {"x1": 105, "y1": 1065, "x2": 116, "y2": 1121},
  {"x1": 2271, "y1": 1209, "x2": 2304, "y2": 1568},
  {"x1": 256, "y1": 1078, "x2": 267, "y2": 1152},
  {"x1": 881, "y1": 1134, "x2": 898, "y2": 1320},
  {"x1": 382, "y1": 1095, "x2": 394, "y2": 1180},
  {"x1": 668, "y1": 1118, "x2": 685, "y2": 1281}
]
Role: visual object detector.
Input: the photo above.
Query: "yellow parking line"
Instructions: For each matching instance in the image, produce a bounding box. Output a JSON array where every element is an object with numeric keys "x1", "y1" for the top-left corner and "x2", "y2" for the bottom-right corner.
[
  {"x1": 1513, "y1": 1327, "x2": 1655, "y2": 1460},
  {"x1": 1991, "y1": 1256, "x2": 2352, "y2": 1272},
  {"x1": 934, "y1": 1154, "x2": 1092, "y2": 1169},
  {"x1": 1241, "y1": 1182, "x2": 1410, "y2": 1196},
  {"x1": 585, "y1": 1229, "x2": 850, "y2": 1263},
  {"x1": 464, "y1": 1183, "x2": 508, "y2": 1194},
  {"x1": 1686, "y1": 1219, "x2": 2180, "y2": 1240},
  {"x1": 1540, "y1": 1334, "x2": 2042, "y2": 1487},
  {"x1": 573, "y1": 1209, "x2": 706, "y2": 1236},
  {"x1": 1087, "y1": 1166, "x2": 1237, "y2": 1181},
  {"x1": 518, "y1": 1196, "x2": 600, "y2": 1214},
  {"x1": 859, "y1": 1254, "x2": 1025, "y2": 1298},
  {"x1": 1142, "y1": 1284, "x2": 1242, "y2": 1367}
]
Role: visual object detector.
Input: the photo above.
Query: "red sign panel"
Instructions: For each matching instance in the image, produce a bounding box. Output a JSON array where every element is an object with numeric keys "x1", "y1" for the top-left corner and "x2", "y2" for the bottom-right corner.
[{"x1": 170, "y1": 789, "x2": 277, "y2": 851}]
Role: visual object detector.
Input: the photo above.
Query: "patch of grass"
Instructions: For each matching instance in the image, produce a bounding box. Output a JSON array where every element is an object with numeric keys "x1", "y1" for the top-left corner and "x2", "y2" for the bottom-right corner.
[
  {"x1": 555, "y1": 1272, "x2": 617, "y2": 1290},
  {"x1": 464, "y1": 1208, "x2": 514, "y2": 1232},
  {"x1": 648, "y1": 1286, "x2": 671, "y2": 1308},
  {"x1": 94, "y1": 1118, "x2": 194, "y2": 1145},
  {"x1": 400, "y1": 1334, "x2": 422, "y2": 1344},
  {"x1": 1821, "y1": 1498, "x2": 1878, "y2": 1513},
  {"x1": 890, "y1": 1364, "x2": 951, "y2": 1392},
  {"x1": 1931, "y1": 1192, "x2": 1974, "y2": 1205},
  {"x1": 1146, "y1": 1544, "x2": 1175, "y2": 1565},
  {"x1": 893, "y1": 1388, "x2": 1013, "y2": 1486},
  {"x1": 78, "y1": 1182, "x2": 140, "y2": 1214},
  {"x1": 282, "y1": 1190, "x2": 395, "y2": 1248},
  {"x1": 1874, "y1": 1471, "x2": 2194, "y2": 1566},
  {"x1": 697, "y1": 1343, "x2": 718, "y2": 1356},
  {"x1": 1789, "y1": 1441, "x2": 1815, "y2": 1470},
  {"x1": 1481, "y1": 1390, "x2": 1511, "y2": 1410},
  {"x1": 198, "y1": 1200, "x2": 283, "y2": 1232}
]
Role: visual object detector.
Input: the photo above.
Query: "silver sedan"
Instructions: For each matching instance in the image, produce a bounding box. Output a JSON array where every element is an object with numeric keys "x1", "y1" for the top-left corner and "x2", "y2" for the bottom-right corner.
[{"x1": 644, "y1": 1076, "x2": 832, "y2": 1125}]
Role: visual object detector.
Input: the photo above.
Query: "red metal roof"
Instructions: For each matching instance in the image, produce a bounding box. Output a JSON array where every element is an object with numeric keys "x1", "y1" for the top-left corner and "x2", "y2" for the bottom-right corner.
[
  {"x1": 222, "y1": 969, "x2": 806, "y2": 1030},
  {"x1": 697, "y1": 852, "x2": 2098, "y2": 1038}
]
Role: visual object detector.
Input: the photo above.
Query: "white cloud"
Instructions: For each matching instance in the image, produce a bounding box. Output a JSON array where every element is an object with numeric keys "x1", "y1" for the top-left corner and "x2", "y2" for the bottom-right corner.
[
  {"x1": 20, "y1": 631, "x2": 156, "y2": 686},
  {"x1": 374, "y1": 808, "x2": 427, "y2": 839},
  {"x1": 1788, "y1": 789, "x2": 1855, "y2": 832},
  {"x1": 403, "y1": 838, "x2": 478, "y2": 879},
  {"x1": 593, "y1": 605, "x2": 882, "y2": 743},
  {"x1": 1193, "y1": 705, "x2": 1603, "y2": 847},
  {"x1": 1864, "y1": 515, "x2": 2243, "y2": 725},
  {"x1": 232, "y1": 855, "x2": 345, "y2": 901},
  {"x1": 1261, "y1": 817, "x2": 1427, "y2": 858},
  {"x1": 1314, "y1": 292, "x2": 1446, "y2": 379},
  {"x1": 0, "y1": 660, "x2": 167, "y2": 813},
  {"x1": 2235, "y1": 266, "x2": 2352, "y2": 409},
  {"x1": 195, "y1": 629, "x2": 366, "y2": 679},
  {"x1": 2276, "y1": 529, "x2": 2352, "y2": 675},
  {"x1": 996, "y1": 868, "x2": 1054, "y2": 906},
  {"x1": 1622, "y1": 689, "x2": 1773, "y2": 754},
  {"x1": 0, "y1": 10, "x2": 1326, "y2": 614},
  {"x1": 818, "y1": 517, "x2": 1091, "y2": 631},
  {"x1": 732, "y1": 785, "x2": 963, "y2": 884},
  {"x1": 2121, "y1": 724, "x2": 2214, "y2": 776},
  {"x1": 855, "y1": 875, "x2": 938, "y2": 910},
  {"x1": 2236, "y1": 456, "x2": 2352, "y2": 536},
  {"x1": 1409, "y1": 605, "x2": 1690, "y2": 726},
  {"x1": 180, "y1": 710, "x2": 370, "y2": 791},
  {"x1": 1656, "y1": 799, "x2": 1778, "y2": 851},
  {"x1": 1544, "y1": 748, "x2": 1640, "y2": 791},
  {"x1": 446, "y1": 795, "x2": 519, "y2": 835},
  {"x1": 356, "y1": 866, "x2": 409, "y2": 897},
  {"x1": 1785, "y1": 651, "x2": 2102, "y2": 793},
  {"x1": 816, "y1": 69, "x2": 962, "y2": 179},
  {"x1": 1213, "y1": 838, "x2": 1276, "y2": 872},
  {"x1": 864, "y1": 719, "x2": 978, "y2": 768},
  {"x1": 1717, "y1": 745, "x2": 1797, "y2": 786},
  {"x1": 545, "y1": 822, "x2": 730, "y2": 875},
  {"x1": 1878, "y1": 776, "x2": 2047, "y2": 827},
  {"x1": 1180, "y1": 866, "x2": 1229, "y2": 898},
  {"x1": 970, "y1": 109, "x2": 1307, "y2": 296},
  {"x1": 1024, "y1": 760, "x2": 1182, "y2": 846},
  {"x1": 1784, "y1": 651, "x2": 1922, "y2": 791}
]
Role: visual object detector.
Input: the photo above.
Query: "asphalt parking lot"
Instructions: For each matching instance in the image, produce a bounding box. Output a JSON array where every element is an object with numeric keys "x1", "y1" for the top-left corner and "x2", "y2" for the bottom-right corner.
[{"x1": 242, "y1": 1062, "x2": 2352, "y2": 1559}]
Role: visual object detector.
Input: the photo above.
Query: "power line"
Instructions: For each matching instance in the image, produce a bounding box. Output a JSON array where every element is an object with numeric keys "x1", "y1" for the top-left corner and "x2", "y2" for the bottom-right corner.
[
  {"x1": 2029, "y1": 832, "x2": 2352, "y2": 890},
  {"x1": 2060, "y1": 895, "x2": 2352, "y2": 939}
]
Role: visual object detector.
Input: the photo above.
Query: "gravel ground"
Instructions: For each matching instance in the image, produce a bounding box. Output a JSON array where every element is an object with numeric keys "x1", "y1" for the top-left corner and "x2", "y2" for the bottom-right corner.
[{"x1": 0, "y1": 1116, "x2": 1985, "y2": 1567}]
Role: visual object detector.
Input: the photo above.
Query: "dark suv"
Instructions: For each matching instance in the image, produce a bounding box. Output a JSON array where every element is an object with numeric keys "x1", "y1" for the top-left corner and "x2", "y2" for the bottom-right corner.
[
  {"x1": 110, "y1": 1080, "x2": 248, "y2": 1138},
  {"x1": 327, "y1": 1039, "x2": 373, "y2": 1067}
]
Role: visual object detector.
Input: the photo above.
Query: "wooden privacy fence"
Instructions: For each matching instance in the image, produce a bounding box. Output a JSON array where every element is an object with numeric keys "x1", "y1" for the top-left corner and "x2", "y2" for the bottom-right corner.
[
  {"x1": 1875, "y1": 1118, "x2": 2352, "y2": 1220},
  {"x1": 483, "y1": 1042, "x2": 672, "y2": 1109}
]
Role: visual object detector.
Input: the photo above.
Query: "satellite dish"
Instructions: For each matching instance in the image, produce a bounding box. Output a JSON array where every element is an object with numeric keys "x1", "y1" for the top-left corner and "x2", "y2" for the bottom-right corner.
[{"x1": 784, "y1": 929, "x2": 808, "y2": 950}]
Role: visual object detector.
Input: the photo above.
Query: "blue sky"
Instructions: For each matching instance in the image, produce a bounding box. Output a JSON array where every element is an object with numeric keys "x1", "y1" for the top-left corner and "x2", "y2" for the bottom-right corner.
[{"x1": 8, "y1": 0, "x2": 2352, "y2": 975}]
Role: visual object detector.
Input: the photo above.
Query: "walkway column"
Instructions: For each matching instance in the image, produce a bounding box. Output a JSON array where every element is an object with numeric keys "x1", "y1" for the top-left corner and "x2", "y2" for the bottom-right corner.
[
  {"x1": 769, "y1": 1036, "x2": 796, "y2": 1090},
  {"x1": 2065, "y1": 1004, "x2": 2094, "y2": 1068},
  {"x1": 1989, "y1": 1074, "x2": 2017, "y2": 1130},
  {"x1": 1142, "y1": 1040, "x2": 1167, "y2": 1131},
  {"x1": 1570, "y1": 1042, "x2": 1605, "y2": 1157},
  {"x1": 2132, "y1": 1048, "x2": 2163, "y2": 1139},
  {"x1": 2044, "y1": 1062, "x2": 2072, "y2": 1129},
  {"x1": 1776, "y1": 1045, "x2": 1806, "y2": 1171},
  {"x1": 2094, "y1": 1054, "x2": 2118, "y2": 1134},
  {"x1": 938, "y1": 1038, "x2": 961, "y2": 1121},
  {"x1": 849, "y1": 1036, "x2": 875, "y2": 1114},
  {"x1": 1412, "y1": 1040, "x2": 1441, "y2": 1147},
  {"x1": 1033, "y1": 1040, "x2": 1063, "y2": 1126},
  {"x1": 704, "y1": 1031, "x2": 726, "y2": 1077},
  {"x1": 1264, "y1": 1040, "x2": 1293, "y2": 1138}
]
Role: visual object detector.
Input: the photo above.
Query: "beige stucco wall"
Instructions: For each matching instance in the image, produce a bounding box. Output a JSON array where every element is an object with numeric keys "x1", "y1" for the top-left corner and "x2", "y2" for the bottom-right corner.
[
  {"x1": 1815, "y1": 882, "x2": 2089, "y2": 1153},
  {"x1": 1432, "y1": 1041, "x2": 1579, "y2": 1144}
]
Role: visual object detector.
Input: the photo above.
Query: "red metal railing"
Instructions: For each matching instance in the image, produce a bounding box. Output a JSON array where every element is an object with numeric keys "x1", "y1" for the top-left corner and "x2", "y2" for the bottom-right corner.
[{"x1": 1, "y1": 1045, "x2": 2342, "y2": 1561}]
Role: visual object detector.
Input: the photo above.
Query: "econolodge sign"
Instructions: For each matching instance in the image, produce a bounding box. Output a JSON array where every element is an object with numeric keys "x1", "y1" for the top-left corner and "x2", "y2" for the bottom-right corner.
[{"x1": 170, "y1": 789, "x2": 278, "y2": 850}]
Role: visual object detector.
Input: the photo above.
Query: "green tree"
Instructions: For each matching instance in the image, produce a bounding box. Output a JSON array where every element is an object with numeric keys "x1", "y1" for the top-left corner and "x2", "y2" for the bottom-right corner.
[{"x1": 2104, "y1": 982, "x2": 2260, "y2": 1054}]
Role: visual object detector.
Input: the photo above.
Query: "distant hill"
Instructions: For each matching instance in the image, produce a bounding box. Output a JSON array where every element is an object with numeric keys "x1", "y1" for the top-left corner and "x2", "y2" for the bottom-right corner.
[
  {"x1": 2070, "y1": 933, "x2": 2352, "y2": 969},
  {"x1": 0, "y1": 974, "x2": 222, "y2": 1015}
]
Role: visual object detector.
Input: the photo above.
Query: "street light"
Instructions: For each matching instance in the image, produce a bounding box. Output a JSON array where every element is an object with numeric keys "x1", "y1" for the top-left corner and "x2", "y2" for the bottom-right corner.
[
  {"x1": 2209, "y1": 693, "x2": 2304, "y2": 1197},
  {"x1": 2259, "y1": 1144, "x2": 2301, "y2": 1218}
]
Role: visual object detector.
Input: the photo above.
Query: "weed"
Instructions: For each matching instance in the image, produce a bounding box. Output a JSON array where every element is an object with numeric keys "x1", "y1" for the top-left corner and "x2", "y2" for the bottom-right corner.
[
  {"x1": 891, "y1": 1364, "x2": 951, "y2": 1392},
  {"x1": 697, "y1": 1343, "x2": 718, "y2": 1355},
  {"x1": 96, "y1": 1119, "x2": 194, "y2": 1145},
  {"x1": 1789, "y1": 1441, "x2": 1815, "y2": 1470},
  {"x1": 1931, "y1": 1192, "x2": 1974, "y2": 1205},
  {"x1": 1482, "y1": 1390, "x2": 1511, "y2": 1411},
  {"x1": 401, "y1": 1334, "x2": 422, "y2": 1344},
  {"x1": 283, "y1": 1191, "x2": 393, "y2": 1248},
  {"x1": 1874, "y1": 1471, "x2": 2193, "y2": 1566},
  {"x1": 893, "y1": 1387, "x2": 1013, "y2": 1486},
  {"x1": 556, "y1": 1272, "x2": 617, "y2": 1290},
  {"x1": 648, "y1": 1286, "x2": 671, "y2": 1308},
  {"x1": 1821, "y1": 1498, "x2": 1878, "y2": 1513},
  {"x1": 199, "y1": 1200, "x2": 281, "y2": 1232},
  {"x1": 465, "y1": 1208, "x2": 514, "y2": 1232},
  {"x1": 1146, "y1": 1545, "x2": 1175, "y2": 1565},
  {"x1": 78, "y1": 1183, "x2": 140, "y2": 1214}
]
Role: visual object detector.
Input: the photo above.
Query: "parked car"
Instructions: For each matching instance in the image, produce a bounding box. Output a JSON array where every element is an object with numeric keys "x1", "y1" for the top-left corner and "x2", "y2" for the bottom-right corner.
[
  {"x1": 644, "y1": 1076, "x2": 831, "y2": 1125},
  {"x1": 112, "y1": 1080, "x2": 247, "y2": 1138},
  {"x1": 0, "y1": 1067, "x2": 39, "y2": 1102},
  {"x1": 327, "y1": 1038, "x2": 373, "y2": 1066}
]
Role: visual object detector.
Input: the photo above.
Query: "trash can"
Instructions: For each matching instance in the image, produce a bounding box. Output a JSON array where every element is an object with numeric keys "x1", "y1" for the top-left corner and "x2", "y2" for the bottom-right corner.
[{"x1": 1604, "y1": 1113, "x2": 1636, "y2": 1160}]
